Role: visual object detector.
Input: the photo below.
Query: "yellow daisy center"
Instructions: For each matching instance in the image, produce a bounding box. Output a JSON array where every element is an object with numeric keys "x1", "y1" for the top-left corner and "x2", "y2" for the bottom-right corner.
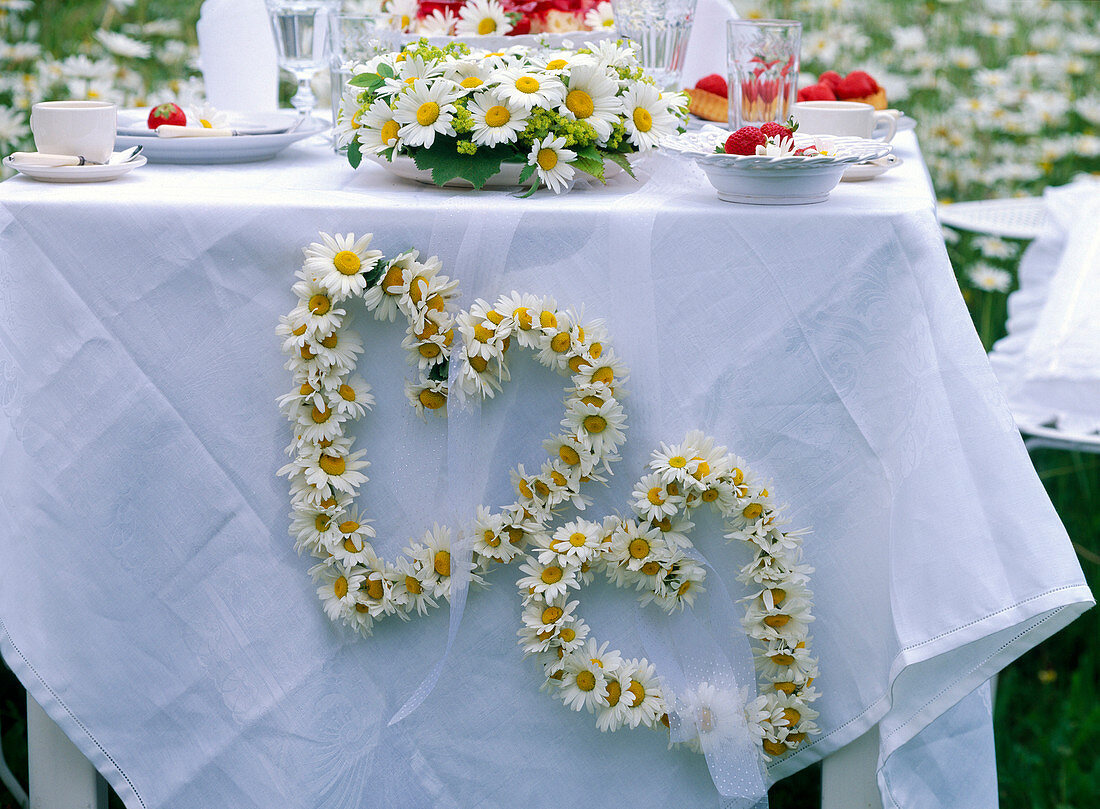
[
  {"x1": 677, "y1": 580, "x2": 692, "y2": 595},
  {"x1": 605, "y1": 679, "x2": 621, "y2": 706},
  {"x1": 311, "y1": 405, "x2": 330, "y2": 423},
  {"x1": 308, "y1": 293, "x2": 330, "y2": 314},
  {"x1": 566, "y1": 89, "x2": 594, "y2": 119},
  {"x1": 518, "y1": 478, "x2": 533, "y2": 498},
  {"x1": 477, "y1": 17, "x2": 497, "y2": 34},
  {"x1": 433, "y1": 550, "x2": 451, "y2": 577},
  {"x1": 583, "y1": 414, "x2": 607, "y2": 433},
  {"x1": 546, "y1": 58, "x2": 568, "y2": 70},
  {"x1": 515, "y1": 76, "x2": 540, "y2": 94},
  {"x1": 559, "y1": 627, "x2": 576, "y2": 642},
  {"x1": 576, "y1": 670, "x2": 596, "y2": 691},
  {"x1": 338, "y1": 384, "x2": 356, "y2": 401},
  {"x1": 558, "y1": 445, "x2": 580, "y2": 465},
  {"x1": 550, "y1": 470, "x2": 567, "y2": 487},
  {"x1": 742, "y1": 503, "x2": 763, "y2": 520},
  {"x1": 591, "y1": 366, "x2": 613, "y2": 384},
  {"x1": 541, "y1": 606, "x2": 563, "y2": 624},
  {"x1": 702, "y1": 488, "x2": 720, "y2": 502},
  {"x1": 539, "y1": 310, "x2": 557, "y2": 328},
  {"x1": 782, "y1": 708, "x2": 801, "y2": 726},
  {"x1": 732, "y1": 468, "x2": 744, "y2": 485},
  {"x1": 668, "y1": 455, "x2": 687, "y2": 468},
  {"x1": 419, "y1": 343, "x2": 441, "y2": 358},
  {"x1": 408, "y1": 275, "x2": 428, "y2": 303},
  {"x1": 365, "y1": 577, "x2": 384, "y2": 600},
  {"x1": 514, "y1": 306, "x2": 533, "y2": 329},
  {"x1": 770, "y1": 652, "x2": 795, "y2": 666},
  {"x1": 640, "y1": 561, "x2": 662, "y2": 575},
  {"x1": 550, "y1": 332, "x2": 571, "y2": 352},
  {"x1": 507, "y1": 526, "x2": 525, "y2": 545},
  {"x1": 418, "y1": 389, "x2": 446, "y2": 410},
  {"x1": 763, "y1": 614, "x2": 791, "y2": 628},
  {"x1": 470, "y1": 355, "x2": 489, "y2": 372},
  {"x1": 380, "y1": 119, "x2": 399, "y2": 145},
  {"x1": 774, "y1": 681, "x2": 797, "y2": 695},
  {"x1": 319, "y1": 332, "x2": 338, "y2": 349},
  {"x1": 299, "y1": 382, "x2": 314, "y2": 396},
  {"x1": 628, "y1": 537, "x2": 650, "y2": 559},
  {"x1": 540, "y1": 566, "x2": 563, "y2": 584},
  {"x1": 342, "y1": 537, "x2": 359, "y2": 553},
  {"x1": 333, "y1": 250, "x2": 361, "y2": 275},
  {"x1": 537, "y1": 147, "x2": 558, "y2": 171},
  {"x1": 333, "y1": 576, "x2": 348, "y2": 598},
  {"x1": 318, "y1": 454, "x2": 345, "y2": 476},
  {"x1": 646, "y1": 487, "x2": 665, "y2": 505},
  {"x1": 534, "y1": 480, "x2": 550, "y2": 497},
  {"x1": 315, "y1": 514, "x2": 330, "y2": 532},
  {"x1": 627, "y1": 680, "x2": 645, "y2": 706},
  {"x1": 416, "y1": 101, "x2": 440, "y2": 127},
  {"x1": 633, "y1": 107, "x2": 653, "y2": 132},
  {"x1": 769, "y1": 588, "x2": 787, "y2": 606},
  {"x1": 381, "y1": 263, "x2": 404, "y2": 291},
  {"x1": 405, "y1": 575, "x2": 422, "y2": 594},
  {"x1": 763, "y1": 740, "x2": 788, "y2": 756},
  {"x1": 474, "y1": 323, "x2": 495, "y2": 342},
  {"x1": 569, "y1": 532, "x2": 587, "y2": 547},
  {"x1": 460, "y1": 76, "x2": 483, "y2": 88}
]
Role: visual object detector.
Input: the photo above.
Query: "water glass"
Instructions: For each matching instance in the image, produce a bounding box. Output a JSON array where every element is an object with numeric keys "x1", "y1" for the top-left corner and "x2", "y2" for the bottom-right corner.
[
  {"x1": 610, "y1": 0, "x2": 698, "y2": 90},
  {"x1": 329, "y1": 14, "x2": 395, "y2": 148},
  {"x1": 727, "y1": 19, "x2": 801, "y2": 129},
  {"x1": 266, "y1": 0, "x2": 341, "y2": 118}
]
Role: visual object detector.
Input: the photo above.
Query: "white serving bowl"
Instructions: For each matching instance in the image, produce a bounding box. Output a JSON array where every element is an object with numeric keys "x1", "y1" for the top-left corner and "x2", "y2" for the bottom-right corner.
[{"x1": 662, "y1": 125, "x2": 894, "y2": 205}]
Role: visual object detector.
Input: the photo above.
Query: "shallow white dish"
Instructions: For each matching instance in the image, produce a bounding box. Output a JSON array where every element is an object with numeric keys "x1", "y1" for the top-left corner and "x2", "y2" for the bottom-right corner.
[
  {"x1": 117, "y1": 109, "x2": 299, "y2": 137},
  {"x1": 386, "y1": 29, "x2": 616, "y2": 52},
  {"x1": 842, "y1": 154, "x2": 903, "y2": 182},
  {"x1": 4, "y1": 153, "x2": 146, "y2": 183},
  {"x1": 366, "y1": 152, "x2": 626, "y2": 189},
  {"x1": 663, "y1": 125, "x2": 893, "y2": 204},
  {"x1": 115, "y1": 111, "x2": 327, "y2": 164}
]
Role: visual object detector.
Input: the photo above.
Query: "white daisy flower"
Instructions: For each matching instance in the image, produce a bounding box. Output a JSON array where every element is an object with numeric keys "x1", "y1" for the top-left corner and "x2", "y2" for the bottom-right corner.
[
  {"x1": 290, "y1": 274, "x2": 347, "y2": 338},
  {"x1": 364, "y1": 249, "x2": 420, "y2": 321},
  {"x1": 383, "y1": 0, "x2": 418, "y2": 32},
  {"x1": 676, "y1": 682, "x2": 754, "y2": 754},
  {"x1": 289, "y1": 505, "x2": 341, "y2": 556},
  {"x1": 391, "y1": 556, "x2": 438, "y2": 616},
  {"x1": 416, "y1": 8, "x2": 457, "y2": 36},
  {"x1": 563, "y1": 394, "x2": 627, "y2": 457},
  {"x1": 467, "y1": 90, "x2": 530, "y2": 147},
  {"x1": 329, "y1": 375, "x2": 373, "y2": 418},
  {"x1": 357, "y1": 98, "x2": 402, "y2": 155},
  {"x1": 334, "y1": 85, "x2": 365, "y2": 149},
  {"x1": 631, "y1": 472, "x2": 683, "y2": 522},
  {"x1": 393, "y1": 79, "x2": 461, "y2": 148},
  {"x1": 303, "y1": 232, "x2": 384, "y2": 300},
  {"x1": 967, "y1": 263, "x2": 1012, "y2": 292},
  {"x1": 595, "y1": 665, "x2": 633, "y2": 731},
  {"x1": 558, "y1": 63, "x2": 622, "y2": 143},
  {"x1": 620, "y1": 83, "x2": 677, "y2": 149},
  {"x1": 517, "y1": 557, "x2": 581, "y2": 603},
  {"x1": 607, "y1": 519, "x2": 672, "y2": 572},
  {"x1": 546, "y1": 518, "x2": 604, "y2": 564},
  {"x1": 558, "y1": 650, "x2": 610, "y2": 712},
  {"x1": 527, "y1": 133, "x2": 577, "y2": 193},
  {"x1": 586, "y1": 38, "x2": 640, "y2": 71},
  {"x1": 405, "y1": 379, "x2": 448, "y2": 416},
  {"x1": 492, "y1": 66, "x2": 566, "y2": 110},
  {"x1": 584, "y1": 1, "x2": 615, "y2": 30},
  {"x1": 455, "y1": 0, "x2": 514, "y2": 37},
  {"x1": 310, "y1": 561, "x2": 365, "y2": 621},
  {"x1": 619, "y1": 658, "x2": 665, "y2": 728},
  {"x1": 472, "y1": 505, "x2": 525, "y2": 563}
]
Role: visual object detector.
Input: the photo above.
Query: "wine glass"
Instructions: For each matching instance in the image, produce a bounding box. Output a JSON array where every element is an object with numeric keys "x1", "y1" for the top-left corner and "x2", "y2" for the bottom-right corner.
[{"x1": 265, "y1": 0, "x2": 340, "y2": 118}]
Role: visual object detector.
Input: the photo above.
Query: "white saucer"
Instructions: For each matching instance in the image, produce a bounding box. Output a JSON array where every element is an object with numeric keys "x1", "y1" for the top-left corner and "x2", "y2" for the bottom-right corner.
[
  {"x1": 841, "y1": 154, "x2": 902, "y2": 182},
  {"x1": 3, "y1": 154, "x2": 146, "y2": 183}
]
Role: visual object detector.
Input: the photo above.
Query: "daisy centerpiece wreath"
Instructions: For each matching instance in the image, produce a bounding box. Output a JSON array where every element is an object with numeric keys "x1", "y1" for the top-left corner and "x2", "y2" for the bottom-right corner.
[
  {"x1": 336, "y1": 38, "x2": 687, "y2": 193},
  {"x1": 277, "y1": 231, "x2": 820, "y2": 762}
]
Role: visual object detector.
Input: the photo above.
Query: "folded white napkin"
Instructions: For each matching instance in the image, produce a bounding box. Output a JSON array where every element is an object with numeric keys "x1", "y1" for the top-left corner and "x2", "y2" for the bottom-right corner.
[{"x1": 8, "y1": 151, "x2": 91, "y2": 167}]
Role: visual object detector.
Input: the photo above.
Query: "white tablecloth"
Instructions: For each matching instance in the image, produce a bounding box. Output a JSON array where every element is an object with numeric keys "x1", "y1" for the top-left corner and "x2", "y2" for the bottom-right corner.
[{"x1": 0, "y1": 132, "x2": 1091, "y2": 809}]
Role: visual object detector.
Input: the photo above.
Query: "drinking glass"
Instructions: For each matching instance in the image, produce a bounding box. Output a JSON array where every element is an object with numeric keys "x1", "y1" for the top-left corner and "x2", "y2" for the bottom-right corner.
[
  {"x1": 266, "y1": 0, "x2": 341, "y2": 118},
  {"x1": 727, "y1": 19, "x2": 801, "y2": 129},
  {"x1": 329, "y1": 14, "x2": 394, "y2": 149},
  {"x1": 610, "y1": 0, "x2": 698, "y2": 90}
]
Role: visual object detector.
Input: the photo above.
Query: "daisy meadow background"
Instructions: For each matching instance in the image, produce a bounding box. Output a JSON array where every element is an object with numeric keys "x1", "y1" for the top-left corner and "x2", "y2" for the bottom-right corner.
[{"x1": 1, "y1": 0, "x2": 1097, "y2": 806}]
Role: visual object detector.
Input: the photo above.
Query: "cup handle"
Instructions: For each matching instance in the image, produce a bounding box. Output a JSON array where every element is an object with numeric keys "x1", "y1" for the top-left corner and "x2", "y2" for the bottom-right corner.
[{"x1": 873, "y1": 111, "x2": 897, "y2": 142}]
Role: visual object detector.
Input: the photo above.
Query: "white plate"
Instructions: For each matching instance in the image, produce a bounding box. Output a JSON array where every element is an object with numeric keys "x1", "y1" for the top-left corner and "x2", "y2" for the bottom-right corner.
[
  {"x1": 114, "y1": 111, "x2": 328, "y2": 164},
  {"x1": 117, "y1": 108, "x2": 300, "y2": 137},
  {"x1": 841, "y1": 154, "x2": 903, "y2": 182},
  {"x1": 3, "y1": 153, "x2": 146, "y2": 183},
  {"x1": 366, "y1": 153, "x2": 626, "y2": 189}
]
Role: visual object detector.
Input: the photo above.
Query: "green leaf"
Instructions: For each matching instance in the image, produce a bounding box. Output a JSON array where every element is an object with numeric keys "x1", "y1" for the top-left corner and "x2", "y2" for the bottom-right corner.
[
  {"x1": 572, "y1": 154, "x2": 606, "y2": 183},
  {"x1": 347, "y1": 139, "x2": 363, "y2": 169},
  {"x1": 377, "y1": 63, "x2": 395, "y2": 79},
  {"x1": 517, "y1": 163, "x2": 537, "y2": 184},
  {"x1": 427, "y1": 361, "x2": 449, "y2": 382},
  {"x1": 348, "y1": 72, "x2": 383, "y2": 91},
  {"x1": 410, "y1": 139, "x2": 510, "y2": 189},
  {"x1": 603, "y1": 151, "x2": 636, "y2": 179}
]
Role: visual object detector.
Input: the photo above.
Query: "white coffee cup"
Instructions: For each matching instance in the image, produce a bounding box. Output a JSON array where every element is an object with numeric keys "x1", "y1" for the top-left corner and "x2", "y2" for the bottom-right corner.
[
  {"x1": 792, "y1": 101, "x2": 897, "y2": 142},
  {"x1": 30, "y1": 101, "x2": 117, "y2": 164}
]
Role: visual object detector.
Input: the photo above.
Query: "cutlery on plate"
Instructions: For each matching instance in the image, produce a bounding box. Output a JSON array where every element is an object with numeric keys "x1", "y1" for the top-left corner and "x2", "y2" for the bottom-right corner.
[{"x1": 7, "y1": 145, "x2": 143, "y2": 167}]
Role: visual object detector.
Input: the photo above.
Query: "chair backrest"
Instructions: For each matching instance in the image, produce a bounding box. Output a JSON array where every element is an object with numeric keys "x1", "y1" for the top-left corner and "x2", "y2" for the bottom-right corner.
[{"x1": 197, "y1": 0, "x2": 279, "y2": 112}]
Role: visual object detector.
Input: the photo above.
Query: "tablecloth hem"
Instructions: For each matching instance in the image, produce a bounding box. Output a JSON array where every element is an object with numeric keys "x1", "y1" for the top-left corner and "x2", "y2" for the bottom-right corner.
[
  {"x1": 764, "y1": 582, "x2": 1093, "y2": 783},
  {"x1": 0, "y1": 616, "x2": 146, "y2": 809}
]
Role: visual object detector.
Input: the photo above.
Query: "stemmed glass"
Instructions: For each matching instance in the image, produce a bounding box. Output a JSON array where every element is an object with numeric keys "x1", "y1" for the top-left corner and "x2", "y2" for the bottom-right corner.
[{"x1": 265, "y1": 0, "x2": 341, "y2": 118}]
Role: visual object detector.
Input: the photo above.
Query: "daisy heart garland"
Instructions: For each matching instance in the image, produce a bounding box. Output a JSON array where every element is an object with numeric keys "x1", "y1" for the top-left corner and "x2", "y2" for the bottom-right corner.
[{"x1": 276, "y1": 231, "x2": 821, "y2": 761}]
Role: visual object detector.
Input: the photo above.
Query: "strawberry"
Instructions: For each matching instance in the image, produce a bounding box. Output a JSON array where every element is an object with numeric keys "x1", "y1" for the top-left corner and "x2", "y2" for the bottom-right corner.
[
  {"x1": 147, "y1": 102, "x2": 186, "y2": 129},
  {"x1": 760, "y1": 121, "x2": 793, "y2": 142},
  {"x1": 818, "y1": 71, "x2": 844, "y2": 92},
  {"x1": 797, "y1": 84, "x2": 836, "y2": 102},
  {"x1": 836, "y1": 71, "x2": 879, "y2": 99},
  {"x1": 694, "y1": 73, "x2": 728, "y2": 98},
  {"x1": 723, "y1": 126, "x2": 766, "y2": 155}
]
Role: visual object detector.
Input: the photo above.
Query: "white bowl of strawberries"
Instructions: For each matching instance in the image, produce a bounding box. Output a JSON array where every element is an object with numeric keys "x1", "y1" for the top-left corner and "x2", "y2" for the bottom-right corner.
[{"x1": 662, "y1": 122, "x2": 893, "y2": 205}]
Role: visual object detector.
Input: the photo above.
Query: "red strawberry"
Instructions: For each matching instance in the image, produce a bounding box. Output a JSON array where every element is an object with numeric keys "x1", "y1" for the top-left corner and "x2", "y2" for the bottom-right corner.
[
  {"x1": 760, "y1": 121, "x2": 793, "y2": 142},
  {"x1": 818, "y1": 71, "x2": 843, "y2": 92},
  {"x1": 836, "y1": 71, "x2": 879, "y2": 99},
  {"x1": 723, "y1": 126, "x2": 766, "y2": 155},
  {"x1": 147, "y1": 102, "x2": 186, "y2": 129},
  {"x1": 797, "y1": 84, "x2": 836, "y2": 102},
  {"x1": 694, "y1": 73, "x2": 728, "y2": 98}
]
